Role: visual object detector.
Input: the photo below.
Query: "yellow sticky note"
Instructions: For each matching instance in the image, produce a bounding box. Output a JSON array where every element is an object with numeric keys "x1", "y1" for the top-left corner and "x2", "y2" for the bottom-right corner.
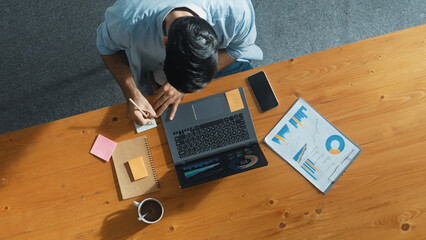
[
  {"x1": 225, "y1": 89, "x2": 244, "y2": 112},
  {"x1": 128, "y1": 156, "x2": 148, "y2": 181}
]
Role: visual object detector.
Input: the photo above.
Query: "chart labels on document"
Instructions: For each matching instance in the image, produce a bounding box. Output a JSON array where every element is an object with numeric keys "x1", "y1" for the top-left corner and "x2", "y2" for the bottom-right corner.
[{"x1": 265, "y1": 98, "x2": 361, "y2": 193}]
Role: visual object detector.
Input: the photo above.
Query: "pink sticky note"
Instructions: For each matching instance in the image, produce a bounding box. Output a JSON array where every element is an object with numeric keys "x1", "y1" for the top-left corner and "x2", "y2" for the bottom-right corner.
[{"x1": 90, "y1": 134, "x2": 117, "y2": 162}]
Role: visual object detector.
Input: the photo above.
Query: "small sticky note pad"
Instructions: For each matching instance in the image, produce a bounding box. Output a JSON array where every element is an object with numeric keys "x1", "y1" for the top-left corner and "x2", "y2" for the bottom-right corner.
[
  {"x1": 134, "y1": 118, "x2": 157, "y2": 133},
  {"x1": 128, "y1": 156, "x2": 148, "y2": 181},
  {"x1": 90, "y1": 134, "x2": 117, "y2": 162},
  {"x1": 225, "y1": 89, "x2": 245, "y2": 112}
]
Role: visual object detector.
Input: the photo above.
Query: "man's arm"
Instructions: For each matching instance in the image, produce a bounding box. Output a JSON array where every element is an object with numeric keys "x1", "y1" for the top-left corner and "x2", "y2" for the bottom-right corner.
[
  {"x1": 101, "y1": 51, "x2": 156, "y2": 125},
  {"x1": 218, "y1": 49, "x2": 235, "y2": 71}
]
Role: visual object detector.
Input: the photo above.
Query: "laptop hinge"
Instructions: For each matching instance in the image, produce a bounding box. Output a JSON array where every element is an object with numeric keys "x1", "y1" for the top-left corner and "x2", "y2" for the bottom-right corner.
[{"x1": 178, "y1": 140, "x2": 259, "y2": 165}]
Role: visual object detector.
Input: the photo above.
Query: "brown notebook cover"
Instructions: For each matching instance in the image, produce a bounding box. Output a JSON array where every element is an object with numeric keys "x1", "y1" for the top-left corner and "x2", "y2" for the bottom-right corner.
[{"x1": 112, "y1": 136, "x2": 160, "y2": 200}]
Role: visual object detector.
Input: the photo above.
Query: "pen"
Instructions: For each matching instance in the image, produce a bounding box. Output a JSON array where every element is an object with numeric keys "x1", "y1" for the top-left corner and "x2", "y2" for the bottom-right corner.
[{"x1": 128, "y1": 98, "x2": 154, "y2": 125}]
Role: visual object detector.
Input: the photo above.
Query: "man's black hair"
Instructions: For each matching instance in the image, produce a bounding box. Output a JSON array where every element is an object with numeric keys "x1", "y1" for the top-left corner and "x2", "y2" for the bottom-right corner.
[{"x1": 164, "y1": 16, "x2": 219, "y2": 93}]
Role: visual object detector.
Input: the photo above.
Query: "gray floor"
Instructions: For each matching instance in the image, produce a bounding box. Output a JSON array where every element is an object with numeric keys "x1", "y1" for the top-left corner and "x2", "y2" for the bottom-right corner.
[{"x1": 1, "y1": 0, "x2": 425, "y2": 134}]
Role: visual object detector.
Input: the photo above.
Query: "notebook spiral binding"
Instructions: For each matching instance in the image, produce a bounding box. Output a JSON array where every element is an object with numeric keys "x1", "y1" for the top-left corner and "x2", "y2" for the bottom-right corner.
[{"x1": 144, "y1": 137, "x2": 160, "y2": 189}]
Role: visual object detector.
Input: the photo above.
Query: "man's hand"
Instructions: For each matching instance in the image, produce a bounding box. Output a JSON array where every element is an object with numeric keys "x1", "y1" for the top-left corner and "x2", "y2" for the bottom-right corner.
[
  {"x1": 101, "y1": 52, "x2": 156, "y2": 125},
  {"x1": 128, "y1": 94, "x2": 156, "y2": 126},
  {"x1": 151, "y1": 83, "x2": 185, "y2": 120}
]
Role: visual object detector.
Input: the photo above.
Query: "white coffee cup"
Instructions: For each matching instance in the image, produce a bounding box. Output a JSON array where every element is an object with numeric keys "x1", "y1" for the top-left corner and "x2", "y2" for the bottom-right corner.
[{"x1": 133, "y1": 198, "x2": 164, "y2": 224}]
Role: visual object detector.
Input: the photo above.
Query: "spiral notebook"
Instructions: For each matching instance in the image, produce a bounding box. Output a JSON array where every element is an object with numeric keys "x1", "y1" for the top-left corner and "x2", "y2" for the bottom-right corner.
[{"x1": 112, "y1": 136, "x2": 160, "y2": 200}]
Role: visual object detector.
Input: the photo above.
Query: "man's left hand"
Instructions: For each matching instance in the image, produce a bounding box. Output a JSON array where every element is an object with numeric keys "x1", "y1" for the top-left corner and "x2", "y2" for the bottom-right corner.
[{"x1": 151, "y1": 83, "x2": 185, "y2": 120}]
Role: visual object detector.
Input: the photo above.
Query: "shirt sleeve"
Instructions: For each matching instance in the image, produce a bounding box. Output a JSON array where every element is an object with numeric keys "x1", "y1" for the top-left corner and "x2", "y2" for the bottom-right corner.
[
  {"x1": 225, "y1": 10, "x2": 263, "y2": 61},
  {"x1": 96, "y1": 5, "x2": 131, "y2": 55}
]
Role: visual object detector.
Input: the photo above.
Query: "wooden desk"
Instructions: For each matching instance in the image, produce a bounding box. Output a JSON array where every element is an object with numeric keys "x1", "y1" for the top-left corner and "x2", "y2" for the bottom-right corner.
[{"x1": 1, "y1": 25, "x2": 425, "y2": 239}]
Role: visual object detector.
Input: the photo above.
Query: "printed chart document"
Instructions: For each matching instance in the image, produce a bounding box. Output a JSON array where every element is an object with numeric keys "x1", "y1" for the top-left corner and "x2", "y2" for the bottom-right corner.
[{"x1": 264, "y1": 98, "x2": 361, "y2": 193}]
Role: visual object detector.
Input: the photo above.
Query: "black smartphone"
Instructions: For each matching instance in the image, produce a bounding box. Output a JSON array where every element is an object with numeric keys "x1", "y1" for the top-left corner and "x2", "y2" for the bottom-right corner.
[{"x1": 247, "y1": 71, "x2": 279, "y2": 112}]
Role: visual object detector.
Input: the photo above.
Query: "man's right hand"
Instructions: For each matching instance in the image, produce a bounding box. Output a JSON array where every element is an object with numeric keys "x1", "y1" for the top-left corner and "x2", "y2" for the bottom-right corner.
[
  {"x1": 100, "y1": 53, "x2": 157, "y2": 126},
  {"x1": 128, "y1": 94, "x2": 156, "y2": 126}
]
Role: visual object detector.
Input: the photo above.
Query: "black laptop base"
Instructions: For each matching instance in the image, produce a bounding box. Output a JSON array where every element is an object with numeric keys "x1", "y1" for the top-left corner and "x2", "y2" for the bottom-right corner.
[{"x1": 175, "y1": 142, "x2": 268, "y2": 188}]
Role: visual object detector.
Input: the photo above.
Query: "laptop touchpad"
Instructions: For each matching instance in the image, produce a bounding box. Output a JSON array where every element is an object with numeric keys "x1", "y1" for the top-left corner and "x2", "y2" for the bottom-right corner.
[{"x1": 192, "y1": 97, "x2": 223, "y2": 121}]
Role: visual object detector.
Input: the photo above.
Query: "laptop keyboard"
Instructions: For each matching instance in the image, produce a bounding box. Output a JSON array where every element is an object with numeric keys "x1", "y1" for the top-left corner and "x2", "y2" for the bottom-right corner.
[{"x1": 173, "y1": 113, "x2": 250, "y2": 158}]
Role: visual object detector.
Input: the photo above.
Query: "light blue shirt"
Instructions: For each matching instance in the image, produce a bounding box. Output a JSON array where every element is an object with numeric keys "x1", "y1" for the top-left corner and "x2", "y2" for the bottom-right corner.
[{"x1": 96, "y1": 0, "x2": 262, "y2": 86}]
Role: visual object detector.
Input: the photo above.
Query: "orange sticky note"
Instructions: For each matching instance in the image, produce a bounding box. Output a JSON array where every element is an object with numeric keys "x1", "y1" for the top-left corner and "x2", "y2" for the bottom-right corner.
[
  {"x1": 225, "y1": 89, "x2": 244, "y2": 112},
  {"x1": 128, "y1": 156, "x2": 148, "y2": 181}
]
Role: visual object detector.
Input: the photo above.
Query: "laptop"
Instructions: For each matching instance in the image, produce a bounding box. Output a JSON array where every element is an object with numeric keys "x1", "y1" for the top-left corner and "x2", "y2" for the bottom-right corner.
[{"x1": 161, "y1": 87, "x2": 268, "y2": 188}]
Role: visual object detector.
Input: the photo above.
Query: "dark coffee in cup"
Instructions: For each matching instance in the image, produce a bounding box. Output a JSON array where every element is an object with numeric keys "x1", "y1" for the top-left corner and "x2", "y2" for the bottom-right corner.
[
  {"x1": 140, "y1": 199, "x2": 163, "y2": 222},
  {"x1": 133, "y1": 198, "x2": 164, "y2": 223}
]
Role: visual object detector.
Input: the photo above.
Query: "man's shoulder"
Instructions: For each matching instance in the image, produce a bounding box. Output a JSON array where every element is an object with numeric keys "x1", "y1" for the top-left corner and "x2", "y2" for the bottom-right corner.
[
  {"x1": 106, "y1": 0, "x2": 163, "y2": 23},
  {"x1": 206, "y1": 0, "x2": 253, "y2": 20}
]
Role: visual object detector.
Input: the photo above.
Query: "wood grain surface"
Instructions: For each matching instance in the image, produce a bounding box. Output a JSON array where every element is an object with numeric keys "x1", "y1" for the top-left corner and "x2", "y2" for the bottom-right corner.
[{"x1": 1, "y1": 25, "x2": 425, "y2": 239}]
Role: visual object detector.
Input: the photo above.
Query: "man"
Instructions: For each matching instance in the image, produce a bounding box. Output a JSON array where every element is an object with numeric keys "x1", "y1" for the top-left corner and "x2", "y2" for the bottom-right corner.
[{"x1": 97, "y1": 0, "x2": 262, "y2": 126}]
